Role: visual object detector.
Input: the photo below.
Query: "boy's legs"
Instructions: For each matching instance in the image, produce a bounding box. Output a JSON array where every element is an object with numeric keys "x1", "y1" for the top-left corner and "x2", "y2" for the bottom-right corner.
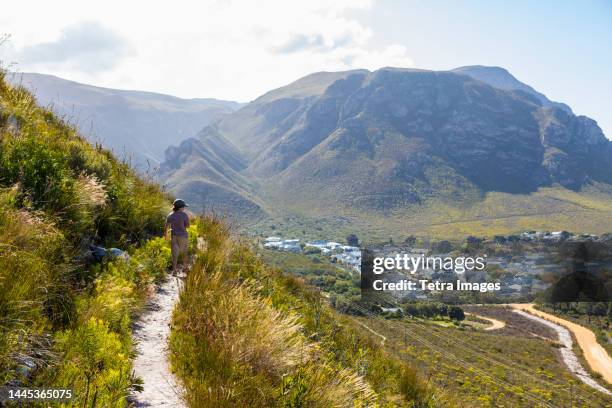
[
  {"x1": 179, "y1": 236, "x2": 189, "y2": 272},
  {"x1": 171, "y1": 236, "x2": 180, "y2": 273}
]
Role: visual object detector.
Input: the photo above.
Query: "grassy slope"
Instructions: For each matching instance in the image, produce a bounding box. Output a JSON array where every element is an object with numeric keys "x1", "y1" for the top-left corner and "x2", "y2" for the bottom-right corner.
[
  {"x1": 247, "y1": 251, "x2": 612, "y2": 407},
  {"x1": 362, "y1": 315, "x2": 612, "y2": 407},
  {"x1": 248, "y1": 184, "x2": 612, "y2": 243},
  {"x1": 0, "y1": 70, "x2": 173, "y2": 406},
  {"x1": 170, "y1": 216, "x2": 438, "y2": 407},
  {"x1": 260, "y1": 250, "x2": 361, "y2": 305}
]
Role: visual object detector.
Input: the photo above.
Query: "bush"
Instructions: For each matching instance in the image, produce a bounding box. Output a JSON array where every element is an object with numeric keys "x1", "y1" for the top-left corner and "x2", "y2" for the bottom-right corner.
[
  {"x1": 77, "y1": 275, "x2": 136, "y2": 338},
  {"x1": 43, "y1": 319, "x2": 135, "y2": 407},
  {"x1": 132, "y1": 237, "x2": 172, "y2": 283},
  {"x1": 398, "y1": 366, "x2": 434, "y2": 407},
  {"x1": 448, "y1": 306, "x2": 465, "y2": 321},
  {"x1": 346, "y1": 234, "x2": 359, "y2": 247}
]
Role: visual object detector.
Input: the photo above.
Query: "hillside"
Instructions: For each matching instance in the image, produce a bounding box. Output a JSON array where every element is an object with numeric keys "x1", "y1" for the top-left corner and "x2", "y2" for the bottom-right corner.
[
  {"x1": 0, "y1": 68, "x2": 175, "y2": 405},
  {"x1": 9, "y1": 72, "x2": 241, "y2": 171},
  {"x1": 183, "y1": 237, "x2": 611, "y2": 407},
  {"x1": 159, "y1": 66, "x2": 612, "y2": 240}
]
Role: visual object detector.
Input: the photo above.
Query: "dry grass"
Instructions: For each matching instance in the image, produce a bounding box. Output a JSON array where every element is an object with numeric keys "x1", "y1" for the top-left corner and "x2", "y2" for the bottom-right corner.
[{"x1": 75, "y1": 173, "x2": 107, "y2": 208}]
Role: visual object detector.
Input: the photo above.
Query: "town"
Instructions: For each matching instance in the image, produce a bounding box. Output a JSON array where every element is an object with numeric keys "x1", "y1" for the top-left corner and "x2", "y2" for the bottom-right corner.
[
  {"x1": 262, "y1": 236, "x2": 362, "y2": 272},
  {"x1": 261, "y1": 230, "x2": 612, "y2": 300}
]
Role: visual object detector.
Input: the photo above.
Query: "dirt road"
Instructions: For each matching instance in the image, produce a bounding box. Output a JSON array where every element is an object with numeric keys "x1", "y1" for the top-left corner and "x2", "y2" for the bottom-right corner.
[
  {"x1": 131, "y1": 275, "x2": 186, "y2": 407},
  {"x1": 465, "y1": 312, "x2": 506, "y2": 331},
  {"x1": 511, "y1": 303, "x2": 612, "y2": 385}
]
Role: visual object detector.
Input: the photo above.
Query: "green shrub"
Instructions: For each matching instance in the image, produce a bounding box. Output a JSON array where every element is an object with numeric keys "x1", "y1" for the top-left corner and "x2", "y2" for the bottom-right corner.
[
  {"x1": 44, "y1": 318, "x2": 135, "y2": 407},
  {"x1": 77, "y1": 275, "x2": 136, "y2": 338},
  {"x1": 132, "y1": 237, "x2": 172, "y2": 283}
]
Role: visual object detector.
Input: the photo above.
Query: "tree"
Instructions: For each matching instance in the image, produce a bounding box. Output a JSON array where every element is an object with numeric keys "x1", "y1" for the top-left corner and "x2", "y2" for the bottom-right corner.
[
  {"x1": 346, "y1": 234, "x2": 359, "y2": 247},
  {"x1": 432, "y1": 240, "x2": 452, "y2": 253},
  {"x1": 436, "y1": 303, "x2": 448, "y2": 316},
  {"x1": 404, "y1": 235, "x2": 416, "y2": 246},
  {"x1": 448, "y1": 306, "x2": 465, "y2": 321}
]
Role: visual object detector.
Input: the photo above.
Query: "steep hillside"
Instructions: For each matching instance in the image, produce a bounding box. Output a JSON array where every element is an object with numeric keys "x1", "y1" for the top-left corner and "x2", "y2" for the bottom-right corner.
[
  {"x1": 0, "y1": 69, "x2": 174, "y2": 406},
  {"x1": 169, "y1": 219, "x2": 612, "y2": 406},
  {"x1": 10, "y1": 72, "x2": 241, "y2": 170},
  {"x1": 160, "y1": 67, "x2": 612, "y2": 239},
  {"x1": 170, "y1": 215, "x2": 437, "y2": 407},
  {"x1": 158, "y1": 132, "x2": 267, "y2": 222}
]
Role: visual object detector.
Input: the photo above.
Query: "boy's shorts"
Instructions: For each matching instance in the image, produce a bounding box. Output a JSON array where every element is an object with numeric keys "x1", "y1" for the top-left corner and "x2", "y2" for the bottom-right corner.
[{"x1": 171, "y1": 235, "x2": 189, "y2": 257}]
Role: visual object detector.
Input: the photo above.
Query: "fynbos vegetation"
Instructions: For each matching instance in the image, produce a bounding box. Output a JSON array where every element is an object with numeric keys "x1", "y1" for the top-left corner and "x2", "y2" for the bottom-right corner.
[{"x1": 0, "y1": 69, "x2": 172, "y2": 406}]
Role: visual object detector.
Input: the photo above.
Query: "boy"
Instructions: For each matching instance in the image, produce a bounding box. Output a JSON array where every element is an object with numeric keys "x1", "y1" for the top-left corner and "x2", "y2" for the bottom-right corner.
[{"x1": 164, "y1": 199, "x2": 190, "y2": 274}]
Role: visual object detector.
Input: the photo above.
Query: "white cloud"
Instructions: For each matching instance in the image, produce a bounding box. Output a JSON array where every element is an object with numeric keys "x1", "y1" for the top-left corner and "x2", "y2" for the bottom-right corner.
[
  {"x1": 17, "y1": 22, "x2": 128, "y2": 73},
  {"x1": 1, "y1": 0, "x2": 414, "y2": 101}
]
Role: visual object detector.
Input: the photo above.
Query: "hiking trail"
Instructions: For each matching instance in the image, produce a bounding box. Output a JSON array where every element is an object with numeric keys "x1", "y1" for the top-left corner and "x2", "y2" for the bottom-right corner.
[{"x1": 131, "y1": 274, "x2": 186, "y2": 407}]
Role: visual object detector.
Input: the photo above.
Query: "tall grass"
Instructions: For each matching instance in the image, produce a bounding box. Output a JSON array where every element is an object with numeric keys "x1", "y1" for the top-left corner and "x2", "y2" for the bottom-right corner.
[{"x1": 171, "y1": 215, "x2": 433, "y2": 407}]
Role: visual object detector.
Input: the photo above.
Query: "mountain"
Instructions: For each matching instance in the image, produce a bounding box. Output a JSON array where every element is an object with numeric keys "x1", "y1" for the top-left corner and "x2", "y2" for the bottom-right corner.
[
  {"x1": 9, "y1": 72, "x2": 241, "y2": 170},
  {"x1": 451, "y1": 65, "x2": 572, "y2": 113},
  {"x1": 160, "y1": 66, "x2": 612, "y2": 239}
]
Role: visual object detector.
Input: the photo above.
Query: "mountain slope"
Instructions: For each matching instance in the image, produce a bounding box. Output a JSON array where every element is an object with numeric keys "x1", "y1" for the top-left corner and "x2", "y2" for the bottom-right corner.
[
  {"x1": 158, "y1": 132, "x2": 267, "y2": 220},
  {"x1": 451, "y1": 65, "x2": 572, "y2": 113},
  {"x1": 9, "y1": 72, "x2": 241, "y2": 170},
  {"x1": 159, "y1": 66, "x2": 612, "y2": 238},
  {"x1": 0, "y1": 69, "x2": 175, "y2": 405}
]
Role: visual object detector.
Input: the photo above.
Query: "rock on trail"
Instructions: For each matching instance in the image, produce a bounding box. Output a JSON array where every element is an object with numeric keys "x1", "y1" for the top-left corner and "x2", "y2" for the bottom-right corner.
[{"x1": 131, "y1": 274, "x2": 186, "y2": 407}]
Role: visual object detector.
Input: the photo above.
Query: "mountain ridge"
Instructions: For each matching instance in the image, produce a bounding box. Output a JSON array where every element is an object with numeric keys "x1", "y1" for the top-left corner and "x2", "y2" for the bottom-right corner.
[
  {"x1": 158, "y1": 66, "x2": 612, "y2": 238},
  {"x1": 450, "y1": 65, "x2": 573, "y2": 113},
  {"x1": 9, "y1": 72, "x2": 242, "y2": 170}
]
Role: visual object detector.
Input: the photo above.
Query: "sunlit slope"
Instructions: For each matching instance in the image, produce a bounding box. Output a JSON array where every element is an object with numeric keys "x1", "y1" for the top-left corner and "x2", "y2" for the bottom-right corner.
[
  {"x1": 250, "y1": 184, "x2": 612, "y2": 241},
  {"x1": 161, "y1": 67, "x2": 612, "y2": 238}
]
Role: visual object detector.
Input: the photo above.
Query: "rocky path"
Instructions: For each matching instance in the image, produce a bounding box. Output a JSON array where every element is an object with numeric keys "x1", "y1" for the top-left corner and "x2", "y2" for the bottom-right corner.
[{"x1": 131, "y1": 274, "x2": 186, "y2": 407}]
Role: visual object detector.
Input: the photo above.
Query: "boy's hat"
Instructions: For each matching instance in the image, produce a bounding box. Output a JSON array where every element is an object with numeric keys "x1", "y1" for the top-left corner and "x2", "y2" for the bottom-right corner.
[{"x1": 173, "y1": 199, "x2": 188, "y2": 208}]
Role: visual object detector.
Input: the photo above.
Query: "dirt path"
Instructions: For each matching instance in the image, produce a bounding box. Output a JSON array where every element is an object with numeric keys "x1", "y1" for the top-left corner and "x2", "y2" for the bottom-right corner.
[
  {"x1": 465, "y1": 312, "x2": 506, "y2": 331},
  {"x1": 131, "y1": 274, "x2": 186, "y2": 407},
  {"x1": 511, "y1": 303, "x2": 612, "y2": 389},
  {"x1": 356, "y1": 320, "x2": 387, "y2": 346}
]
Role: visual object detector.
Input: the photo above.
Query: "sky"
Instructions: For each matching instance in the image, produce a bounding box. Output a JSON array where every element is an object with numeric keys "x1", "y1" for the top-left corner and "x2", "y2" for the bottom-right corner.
[{"x1": 1, "y1": 0, "x2": 611, "y2": 137}]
